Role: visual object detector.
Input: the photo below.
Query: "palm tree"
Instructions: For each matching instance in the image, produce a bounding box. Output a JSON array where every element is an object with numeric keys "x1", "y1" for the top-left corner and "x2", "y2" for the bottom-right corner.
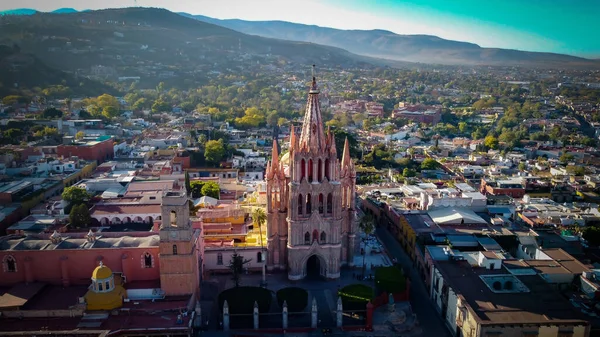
[
  {"x1": 359, "y1": 213, "x2": 375, "y2": 278},
  {"x1": 252, "y1": 208, "x2": 267, "y2": 261}
]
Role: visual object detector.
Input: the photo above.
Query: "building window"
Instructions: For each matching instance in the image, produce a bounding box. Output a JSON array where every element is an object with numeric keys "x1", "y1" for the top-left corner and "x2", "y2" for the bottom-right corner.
[
  {"x1": 300, "y1": 159, "x2": 306, "y2": 181},
  {"x1": 320, "y1": 231, "x2": 326, "y2": 243},
  {"x1": 172, "y1": 245, "x2": 178, "y2": 255},
  {"x1": 306, "y1": 193, "x2": 312, "y2": 214},
  {"x1": 98, "y1": 283, "x2": 103, "y2": 291},
  {"x1": 304, "y1": 232, "x2": 310, "y2": 244},
  {"x1": 3, "y1": 255, "x2": 16, "y2": 273},
  {"x1": 318, "y1": 194, "x2": 324, "y2": 214},
  {"x1": 217, "y1": 253, "x2": 223, "y2": 265},
  {"x1": 297, "y1": 194, "x2": 303, "y2": 216},
  {"x1": 327, "y1": 193, "x2": 332, "y2": 214},
  {"x1": 312, "y1": 230, "x2": 319, "y2": 243},
  {"x1": 170, "y1": 210, "x2": 177, "y2": 226},
  {"x1": 142, "y1": 252, "x2": 153, "y2": 268},
  {"x1": 257, "y1": 252, "x2": 263, "y2": 262},
  {"x1": 105, "y1": 281, "x2": 110, "y2": 290},
  {"x1": 325, "y1": 159, "x2": 330, "y2": 180}
]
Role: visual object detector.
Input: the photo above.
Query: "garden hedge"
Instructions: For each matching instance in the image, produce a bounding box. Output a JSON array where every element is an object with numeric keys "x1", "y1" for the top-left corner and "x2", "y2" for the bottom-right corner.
[
  {"x1": 218, "y1": 286, "x2": 272, "y2": 314},
  {"x1": 276, "y1": 287, "x2": 309, "y2": 312}
]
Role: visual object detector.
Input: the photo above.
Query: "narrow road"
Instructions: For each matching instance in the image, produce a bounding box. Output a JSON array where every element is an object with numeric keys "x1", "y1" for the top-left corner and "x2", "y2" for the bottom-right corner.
[{"x1": 376, "y1": 227, "x2": 452, "y2": 337}]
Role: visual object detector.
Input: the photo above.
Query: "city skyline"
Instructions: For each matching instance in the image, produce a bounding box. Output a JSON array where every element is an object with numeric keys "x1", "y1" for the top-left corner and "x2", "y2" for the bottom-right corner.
[{"x1": 0, "y1": 0, "x2": 598, "y2": 58}]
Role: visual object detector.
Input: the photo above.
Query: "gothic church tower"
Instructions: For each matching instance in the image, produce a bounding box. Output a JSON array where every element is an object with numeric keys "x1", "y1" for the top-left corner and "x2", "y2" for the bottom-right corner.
[{"x1": 266, "y1": 67, "x2": 356, "y2": 280}]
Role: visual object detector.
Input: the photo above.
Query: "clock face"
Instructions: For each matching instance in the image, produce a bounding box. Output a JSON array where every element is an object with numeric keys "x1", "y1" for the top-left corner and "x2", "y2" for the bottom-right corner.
[{"x1": 170, "y1": 231, "x2": 177, "y2": 238}]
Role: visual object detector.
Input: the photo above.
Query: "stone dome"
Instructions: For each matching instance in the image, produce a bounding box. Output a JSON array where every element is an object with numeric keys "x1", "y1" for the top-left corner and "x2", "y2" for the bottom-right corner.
[{"x1": 92, "y1": 262, "x2": 112, "y2": 280}]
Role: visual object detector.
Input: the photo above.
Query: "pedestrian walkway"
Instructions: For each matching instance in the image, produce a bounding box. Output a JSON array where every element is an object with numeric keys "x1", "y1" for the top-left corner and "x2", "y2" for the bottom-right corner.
[{"x1": 375, "y1": 227, "x2": 451, "y2": 337}]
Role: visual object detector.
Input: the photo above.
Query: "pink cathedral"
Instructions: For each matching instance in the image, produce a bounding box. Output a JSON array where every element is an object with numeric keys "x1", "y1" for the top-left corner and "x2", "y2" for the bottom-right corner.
[{"x1": 265, "y1": 72, "x2": 357, "y2": 280}]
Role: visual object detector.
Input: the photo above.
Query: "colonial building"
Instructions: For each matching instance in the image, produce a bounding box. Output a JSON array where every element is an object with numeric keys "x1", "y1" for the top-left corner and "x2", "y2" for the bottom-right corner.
[{"x1": 266, "y1": 72, "x2": 357, "y2": 280}]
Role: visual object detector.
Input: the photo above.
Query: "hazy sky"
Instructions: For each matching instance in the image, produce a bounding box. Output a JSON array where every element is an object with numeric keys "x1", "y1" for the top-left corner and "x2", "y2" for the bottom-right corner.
[{"x1": 1, "y1": 0, "x2": 598, "y2": 57}]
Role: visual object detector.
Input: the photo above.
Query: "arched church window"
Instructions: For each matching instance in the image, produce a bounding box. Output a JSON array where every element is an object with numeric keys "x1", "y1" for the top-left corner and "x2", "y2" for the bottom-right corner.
[
  {"x1": 217, "y1": 253, "x2": 223, "y2": 265},
  {"x1": 257, "y1": 252, "x2": 263, "y2": 262},
  {"x1": 298, "y1": 194, "x2": 303, "y2": 216},
  {"x1": 304, "y1": 232, "x2": 310, "y2": 244},
  {"x1": 312, "y1": 230, "x2": 319, "y2": 243},
  {"x1": 300, "y1": 159, "x2": 306, "y2": 181},
  {"x1": 325, "y1": 159, "x2": 330, "y2": 180},
  {"x1": 306, "y1": 193, "x2": 312, "y2": 214},
  {"x1": 318, "y1": 159, "x2": 322, "y2": 182},
  {"x1": 320, "y1": 231, "x2": 326, "y2": 243},
  {"x1": 327, "y1": 193, "x2": 333, "y2": 214},
  {"x1": 172, "y1": 245, "x2": 178, "y2": 255},
  {"x1": 142, "y1": 252, "x2": 153, "y2": 268},
  {"x1": 105, "y1": 281, "x2": 110, "y2": 291},
  {"x1": 170, "y1": 210, "x2": 177, "y2": 227},
  {"x1": 308, "y1": 159, "x2": 313, "y2": 182},
  {"x1": 318, "y1": 194, "x2": 324, "y2": 214},
  {"x1": 98, "y1": 283, "x2": 103, "y2": 291},
  {"x1": 3, "y1": 255, "x2": 16, "y2": 273}
]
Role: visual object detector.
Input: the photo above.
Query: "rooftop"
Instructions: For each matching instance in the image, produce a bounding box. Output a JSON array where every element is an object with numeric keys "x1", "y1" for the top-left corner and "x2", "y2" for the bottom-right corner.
[
  {"x1": 0, "y1": 234, "x2": 159, "y2": 251},
  {"x1": 435, "y1": 260, "x2": 587, "y2": 325}
]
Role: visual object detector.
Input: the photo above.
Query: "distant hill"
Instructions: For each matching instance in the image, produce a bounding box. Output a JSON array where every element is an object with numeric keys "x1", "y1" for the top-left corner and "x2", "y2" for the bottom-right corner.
[
  {"x1": 0, "y1": 7, "x2": 391, "y2": 75},
  {"x1": 180, "y1": 13, "x2": 600, "y2": 68},
  {"x1": 0, "y1": 45, "x2": 116, "y2": 97},
  {"x1": 51, "y1": 8, "x2": 78, "y2": 14},
  {"x1": 0, "y1": 8, "x2": 38, "y2": 16}
]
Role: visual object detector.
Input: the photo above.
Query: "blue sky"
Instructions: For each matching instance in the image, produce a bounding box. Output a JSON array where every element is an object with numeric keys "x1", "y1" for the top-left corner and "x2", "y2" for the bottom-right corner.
[{"x1": 1, "y1": 0, "x2": 598, "y2": 57}]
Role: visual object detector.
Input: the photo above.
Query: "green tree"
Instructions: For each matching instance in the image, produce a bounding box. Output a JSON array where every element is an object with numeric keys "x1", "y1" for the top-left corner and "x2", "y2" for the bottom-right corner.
[
  {"x1": 421, "y1": 158, "x2": 439, "y2": 170},
  {"x1": 266, "y1": 110, "x2": 279, "y2": 127},
  {"x1": 42, "y1": 107, "x2": 63, "y2": 119},
  {"x1": 402, "y1": 168, "x2": 416, "y2": 177},
  {"x1": 184, "y1": 171, "x2": 191, "y2": 194},
  {"x1": 559, "y1": 153, "x2": 575, "y2": 163},
  {"x1": 200, "y1": 181, "x2": 221, "y2": 199},
  {"x1": 102, "y1": 106, "x2": 119, "y2": 119},
  {"x1": 235, "y1": 107, "x2": 265, "y2": 129},
  {"x1": 75, "y1": 131, "x2": 85, "y2": 140},
  {"x1": 204, "y1": 139, "x2": 226, "y2": 165},
  {"x1": 62, "y1": 186, "x2": 90, "y2": 205},
  {"x1": 252, "y1": 208, "x2": 267, "y2": 254},
  {"x1": 4, "y1": 128, "x2": 24, "y2": 143},
  {"x1": 151, "y1": 99, "x2": 171, "y2": 114},
  {"x1": 132, "y1": 98, "x2": 147, "y2": 111},
  {"x1": 458, "y1": 121, "x2": 468, "y2": 134},
  {"x1": 518, "y1": 162, "x2": 527, "y2": 171},
  {"x1": 584, "y1": 226, "x2": 600, "y2": 247},
  {"x1": 229, "y1": 252, "x2": 252, "y2": 287},
  {"x1": 484, "y1": 135, "x2": 499, "y2": 150},
  {"x1": 69, "y1": 204, "x2": 91, "y2": 228}
]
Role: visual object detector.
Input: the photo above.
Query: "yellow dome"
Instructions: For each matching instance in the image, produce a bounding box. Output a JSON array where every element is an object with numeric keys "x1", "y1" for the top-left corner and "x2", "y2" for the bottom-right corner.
[
  {"x1": 280, "y1": 151, "x2": 290, "y2": 165},
  {"x1": 92, "y1": 262, "x2": 113, "y2": 280}
]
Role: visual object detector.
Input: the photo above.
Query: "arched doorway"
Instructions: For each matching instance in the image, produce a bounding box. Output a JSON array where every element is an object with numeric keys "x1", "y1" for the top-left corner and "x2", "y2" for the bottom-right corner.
[{"x1": 305, "y1": 254, "x2": 325, "y2": 280}]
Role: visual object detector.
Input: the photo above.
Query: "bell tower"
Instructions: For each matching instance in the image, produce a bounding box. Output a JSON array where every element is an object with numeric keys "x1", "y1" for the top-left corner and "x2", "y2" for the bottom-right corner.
[{"x1": 159, "y1": 191, "x2": 200, "y2": 297}]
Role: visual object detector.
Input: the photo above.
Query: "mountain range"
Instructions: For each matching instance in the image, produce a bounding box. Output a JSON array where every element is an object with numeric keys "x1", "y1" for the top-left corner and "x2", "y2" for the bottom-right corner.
[
  {"x1": 0, "y1": 7, "x2": 597, "y2": 69},
  {"x1": 179, "y1": 13, "x2": 599, "y2": 68}
]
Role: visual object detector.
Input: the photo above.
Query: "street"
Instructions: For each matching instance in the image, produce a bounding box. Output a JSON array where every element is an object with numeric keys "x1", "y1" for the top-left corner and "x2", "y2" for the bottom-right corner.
[{"x1": 376, "y1": 226, "x2": 452, "y2": 337}]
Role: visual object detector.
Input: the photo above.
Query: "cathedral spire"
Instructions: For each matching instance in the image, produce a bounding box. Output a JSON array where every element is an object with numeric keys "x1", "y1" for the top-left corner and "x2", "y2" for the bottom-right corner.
[
  {"x1": 289, "y1": 125, "x2": 296, "y2": 151},
  {"x1": 341, "y1": 137, "x2": 353, "y2": 170},
  {"x1": 271, "y1": 139, "x2": 279, "y2": 168},
  {"x1": 299, "y1": 65, "x2": 326, "y2": 152}
]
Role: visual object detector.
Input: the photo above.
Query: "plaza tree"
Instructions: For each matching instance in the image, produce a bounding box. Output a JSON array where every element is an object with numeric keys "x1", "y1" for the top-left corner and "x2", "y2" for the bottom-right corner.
[
  {"x1": 69, "y1": 204, "x2": 91, "y2": 228},
  {"x1": 252, "y1": 208, "x2": 267, "y2": 252},
  {"x1": 229, "y1": 252, "x2": 252, "y2": 287}
]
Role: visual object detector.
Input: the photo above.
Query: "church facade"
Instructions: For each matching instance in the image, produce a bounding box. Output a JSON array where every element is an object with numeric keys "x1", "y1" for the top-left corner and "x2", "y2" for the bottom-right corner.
[{"x1": 266, "y1": 74, "x2": 357, "y2": 280}]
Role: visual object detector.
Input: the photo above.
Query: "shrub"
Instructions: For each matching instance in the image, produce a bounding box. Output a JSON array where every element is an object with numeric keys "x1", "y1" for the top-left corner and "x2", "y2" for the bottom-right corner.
[
  {"x1": 218, "y1": 286, "x2": 272, "y2": 315},
  {"x1": 338, "y1": 284, "x2": 373, "y2": 311},
  {"x1": 374, "y1": 266, "x2": 406, "y2": 294},
  {"x1": 276, "y1": 287, "x2": 308, "y2": 312}
]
